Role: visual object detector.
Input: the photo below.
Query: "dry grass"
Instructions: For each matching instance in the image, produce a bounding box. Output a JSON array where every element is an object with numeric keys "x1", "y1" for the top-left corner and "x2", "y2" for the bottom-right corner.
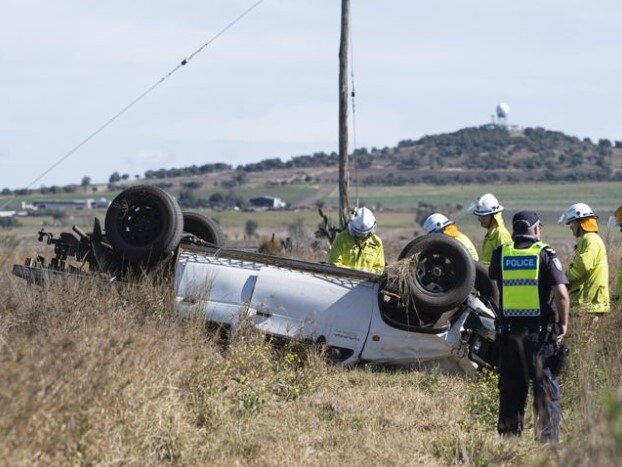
[{"x1": 1, "y1": 245, "x2": 621, "y2": 466}]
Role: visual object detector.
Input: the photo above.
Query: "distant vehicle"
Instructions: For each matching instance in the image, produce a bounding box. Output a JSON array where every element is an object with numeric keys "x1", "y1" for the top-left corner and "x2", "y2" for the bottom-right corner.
[
  {"x1": 249, "y1": 195, "x2": 287, "y2": 210},
  {"x1": 11, "y1": 185, "x2": 498, "y2": 372}
]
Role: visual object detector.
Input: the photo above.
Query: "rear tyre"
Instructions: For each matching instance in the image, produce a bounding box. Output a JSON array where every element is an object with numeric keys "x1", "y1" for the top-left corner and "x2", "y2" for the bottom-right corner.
[
  {"x1": 182, "y1": 211, "x2": 226, "y2": 246},
  {"x1": 397, "y1": 234, "x2": 476, "y2": 314},
  {"x1": 104, "y1": 185, "x2": 183, "y2": 265}
]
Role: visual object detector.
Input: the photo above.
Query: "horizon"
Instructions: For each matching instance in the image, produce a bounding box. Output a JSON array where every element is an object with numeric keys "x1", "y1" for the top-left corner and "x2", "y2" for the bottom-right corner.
[{"x1": 2, "y1": 1, "x2": 622, "y2": 189}]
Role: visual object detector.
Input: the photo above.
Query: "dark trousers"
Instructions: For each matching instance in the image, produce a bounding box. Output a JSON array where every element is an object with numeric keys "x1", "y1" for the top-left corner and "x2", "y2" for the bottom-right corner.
[{"x1": 497, "y1": 331, "x2": 561, "y2": 442}]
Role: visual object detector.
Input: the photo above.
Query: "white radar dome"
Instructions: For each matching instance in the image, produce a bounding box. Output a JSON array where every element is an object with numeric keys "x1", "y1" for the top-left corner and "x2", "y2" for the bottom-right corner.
[{"x1": 496, "y1": 103, "x2": 510, "y2": 118}]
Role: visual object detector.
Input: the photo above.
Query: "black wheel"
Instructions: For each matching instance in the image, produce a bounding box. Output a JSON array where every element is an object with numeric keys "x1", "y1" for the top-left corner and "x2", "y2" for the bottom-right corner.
[
  {"x1": 397, "y1": 234, "x2": 476, "y2": 314},
  {"x1": 182, "y1": 211, "x2": 226, "y2": 246},
  {"x1": 104, "y1": 185, "x2": 183, "y2": 264},
  {"x1": 474, "y1": 262, "x2": 499, "y2": 308}
]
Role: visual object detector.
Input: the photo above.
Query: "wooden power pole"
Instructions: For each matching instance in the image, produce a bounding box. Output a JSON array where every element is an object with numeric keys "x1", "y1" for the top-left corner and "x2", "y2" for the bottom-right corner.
[{"x1": 338, "y1": 0, "x2": 350, "y2": 229}]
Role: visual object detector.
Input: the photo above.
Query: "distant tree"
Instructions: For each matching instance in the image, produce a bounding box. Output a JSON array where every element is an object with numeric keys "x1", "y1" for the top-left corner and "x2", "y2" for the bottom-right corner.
[
  {"x1": 121, "y1": 173, "x2": 130, "y2": 180},
  {"x1": 109, "y1": 172, "x2": 121, "y2": 183},
  {"x1": 209, "y1": 192, "x2": 224, "y2": 206},
  {"x1": 1, "y1": 188, "x2": 11, "y2": 196},
  {"x1": 0, "y1": 217, "x2": 21, "y2": 229},
  {"x1": 178, "y1": 189, "x2": 197, "y2": 208},
  {"x1": 13, "y1": 189, "x2": 33, "y2": 196},
  {"x1": 182, "y1": 181, "x2": 203, "y2": 190},
  {"x1": 81, "y1": 176, "x2": 91, "y2": 188},
  {"x1": 245, "y1": 220, "x2": 259, "y2": 238},
  {"x1": 49, "y1": 210, "x2": 68, "y2": 225},
  {"x1": 134, "y1": 174, "x2": 140, "y2": 179}
]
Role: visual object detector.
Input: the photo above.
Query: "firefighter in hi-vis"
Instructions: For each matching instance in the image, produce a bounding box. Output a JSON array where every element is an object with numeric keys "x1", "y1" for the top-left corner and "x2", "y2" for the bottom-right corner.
[{"x1": 468, "y1": 193, "x2": 512, "y2": 263}]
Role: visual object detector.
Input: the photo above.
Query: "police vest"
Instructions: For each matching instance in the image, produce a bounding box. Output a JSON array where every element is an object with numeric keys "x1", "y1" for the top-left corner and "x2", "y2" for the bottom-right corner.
[{"x1": 500, "y1": 241, "x2": 547, "y2": 318}]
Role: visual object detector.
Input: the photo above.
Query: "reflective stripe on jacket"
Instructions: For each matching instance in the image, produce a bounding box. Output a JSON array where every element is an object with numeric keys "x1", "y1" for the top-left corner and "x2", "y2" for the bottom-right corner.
[
  {"x1": 500, "y1": 241, "x2": 546, "y2": 318},
  {"x1": 567, "y1": 232, "x2": 610, "y2": 312},
  {"x1": 328, "y1": 230, "x2": 385, "y2": 274},
  {"x1": 481, "y1": 213, "x2": 512, "y2": 264}
]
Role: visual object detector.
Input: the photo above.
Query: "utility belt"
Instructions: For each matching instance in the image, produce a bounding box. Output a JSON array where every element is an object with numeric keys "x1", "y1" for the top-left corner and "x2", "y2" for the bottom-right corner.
[
  {"x1": 496, "y1": 321, "x2": 558, "y2": 343},
  {"x1": 497, "y1": 322, "x2": 569, "y2": 376}
]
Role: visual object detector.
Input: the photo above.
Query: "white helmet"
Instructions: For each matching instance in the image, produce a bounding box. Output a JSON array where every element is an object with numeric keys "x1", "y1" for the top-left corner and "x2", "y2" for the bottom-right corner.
[
  {"x1": 558, "y1": 203, "x2": 598, "y2": 224},
  {"x1": 423, "y1": 213, "x2": 454, "y2": 234},
  {"x1": 468, "y1": 193, "x2": 504, "y2": 216},
  {"x1": 348, "y1": 207, "x2": 377, "y2": 237}
]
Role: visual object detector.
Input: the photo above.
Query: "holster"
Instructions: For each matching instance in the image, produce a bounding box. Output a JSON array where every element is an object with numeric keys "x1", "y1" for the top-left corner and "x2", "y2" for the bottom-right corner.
[
  {"x1": 545, "y1": 344, "x2": 570, "y2": 376},
  {"x1": 539, "y1": 323, "x2": 558, "y2": 344}
]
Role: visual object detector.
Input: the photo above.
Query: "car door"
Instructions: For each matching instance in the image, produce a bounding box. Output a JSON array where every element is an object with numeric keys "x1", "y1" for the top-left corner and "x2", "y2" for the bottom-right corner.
[{"x1": 250, "y1": 266, "x2": 376, "y2": 360}]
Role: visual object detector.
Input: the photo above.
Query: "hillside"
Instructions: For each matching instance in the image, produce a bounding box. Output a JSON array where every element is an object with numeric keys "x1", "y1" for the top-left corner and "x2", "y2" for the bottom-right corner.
[
  {"x1": 137, "y1": 125, "x2": 622, "y2": 186},
  {"x1": 3, "y1": 125, "x2": 622, "y2": 216}
]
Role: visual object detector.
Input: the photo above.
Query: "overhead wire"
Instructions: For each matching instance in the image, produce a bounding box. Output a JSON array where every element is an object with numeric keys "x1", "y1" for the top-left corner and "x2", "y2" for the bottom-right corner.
[{"x1": 0, "y1": 0, "x2": 265, "y2": 210}]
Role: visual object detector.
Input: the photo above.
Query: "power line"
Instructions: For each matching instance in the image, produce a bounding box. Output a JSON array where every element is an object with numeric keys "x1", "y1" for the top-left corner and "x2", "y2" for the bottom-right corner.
[
  {"x1": 349, "y1": 2, "x2": 359, "y2": 208},
  {"x1": 1, "y1": 0, "x2": 265, "y2": 210}
]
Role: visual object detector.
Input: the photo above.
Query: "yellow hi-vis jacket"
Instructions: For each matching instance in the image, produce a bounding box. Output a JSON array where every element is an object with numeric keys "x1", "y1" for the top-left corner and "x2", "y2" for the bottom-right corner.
[
  {"x1": 567, "y1": 232, "x2": 610, "y2": 313},
  {"x1": 442, "y1": 226, "x2": 479, "y2": 261},
  {"x1": 329, "y1": 230, "x2": 385, "y2": 274},
  {"x1": 500, "y1": 241, "x2": 545, "y2": 318},
  {"x1": 615, "y1": 257, "x2": 622, "y2": 298},
  {"x1": 481, "y1": 213, "x2": 512, "y2": 264}
]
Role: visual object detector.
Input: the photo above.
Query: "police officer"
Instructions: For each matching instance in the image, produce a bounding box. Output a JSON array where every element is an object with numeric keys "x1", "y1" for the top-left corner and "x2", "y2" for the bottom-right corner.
[
  {"x1": 329, "y1": 207, "x2": 385, "y2": 274},
  {"x1": 489, "y1": 211, "x2": 570, "y2": 442},
  {"x1": 422, "y1": 212, "x2": 479, "y2": 261}
]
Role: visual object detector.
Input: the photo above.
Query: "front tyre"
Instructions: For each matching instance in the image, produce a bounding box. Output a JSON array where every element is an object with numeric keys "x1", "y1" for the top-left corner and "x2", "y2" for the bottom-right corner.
[{"x1": 398, "y1": 234, "x2": 476, "y2": 314}]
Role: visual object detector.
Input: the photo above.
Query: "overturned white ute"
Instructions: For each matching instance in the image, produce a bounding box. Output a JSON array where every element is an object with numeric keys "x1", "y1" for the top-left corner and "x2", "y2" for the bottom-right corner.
[{"x1": 13, "y1": 185, "x2": 499, "y2": 372}]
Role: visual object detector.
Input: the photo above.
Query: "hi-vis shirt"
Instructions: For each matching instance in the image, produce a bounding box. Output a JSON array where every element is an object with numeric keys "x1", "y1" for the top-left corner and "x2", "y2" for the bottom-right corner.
[
  {"x1": 489, "y1": 237, "x2": 568, "y2": 325},
  {"x1": 480, "y1": 213, "x2": 512, "y2": 264},
  {"x1": 329, "y1": 230, "x2": 385, "y2": 274},
  {"x1": 567, "y1": 232, "x2": 610, "y2": 313},
  {"x1": 442, "y1": 225, "x2": 479, "y2": 261}
]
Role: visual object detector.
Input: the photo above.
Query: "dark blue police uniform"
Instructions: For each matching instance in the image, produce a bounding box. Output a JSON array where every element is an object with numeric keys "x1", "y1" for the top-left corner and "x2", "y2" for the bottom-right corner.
[{"x1": 489, "y1": 213, "x2": 568, "y2": 443}]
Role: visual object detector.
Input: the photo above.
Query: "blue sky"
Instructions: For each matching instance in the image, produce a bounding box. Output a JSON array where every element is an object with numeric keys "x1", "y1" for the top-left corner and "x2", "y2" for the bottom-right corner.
[{"x1": 1, "y1": 0, "x2": 621, "y2": 189}]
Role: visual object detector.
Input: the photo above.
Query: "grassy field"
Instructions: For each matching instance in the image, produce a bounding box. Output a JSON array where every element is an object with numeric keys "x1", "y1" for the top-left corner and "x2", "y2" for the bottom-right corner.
[{"x1": 1, "y1": 243, "x2": 621, "y2": 465}]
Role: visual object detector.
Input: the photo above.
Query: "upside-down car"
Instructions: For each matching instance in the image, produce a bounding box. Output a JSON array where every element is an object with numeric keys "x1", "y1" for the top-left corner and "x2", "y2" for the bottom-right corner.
[{"x1": 12, "y1": 185, "x2": 499, "y2": 372}]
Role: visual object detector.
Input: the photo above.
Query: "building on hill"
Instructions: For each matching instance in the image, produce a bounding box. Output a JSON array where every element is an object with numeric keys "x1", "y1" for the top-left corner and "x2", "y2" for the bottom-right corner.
[{"x1": 249, "y1": 196, "x2": 287, "y2": 210}]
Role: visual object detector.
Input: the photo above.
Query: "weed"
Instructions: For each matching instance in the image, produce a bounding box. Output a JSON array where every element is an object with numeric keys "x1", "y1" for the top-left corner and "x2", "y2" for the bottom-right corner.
[{"x1": 467, "y1": 368, "x2": 499, "y2": 427}]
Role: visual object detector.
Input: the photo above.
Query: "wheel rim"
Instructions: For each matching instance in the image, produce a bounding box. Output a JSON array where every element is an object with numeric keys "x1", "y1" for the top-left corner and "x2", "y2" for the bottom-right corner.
[
  {"x1": 119, "y1": 204, "x2": 163, "y2": 246},
  {"x1": 414, "y1": 249, "x2": 460, "y2": 293}
]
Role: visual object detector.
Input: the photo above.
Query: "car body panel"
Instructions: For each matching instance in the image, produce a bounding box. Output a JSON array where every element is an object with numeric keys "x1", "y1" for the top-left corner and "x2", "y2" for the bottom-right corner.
[
  {"x1": 174, "y1": 247, "x2": 494, "y2": 372},
  {"x1": 175, "y1": 253, "x2": 260, "y2": 325},
  {"x1": 250, "y1": 267, "x2": 375, "y2": 361}
]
